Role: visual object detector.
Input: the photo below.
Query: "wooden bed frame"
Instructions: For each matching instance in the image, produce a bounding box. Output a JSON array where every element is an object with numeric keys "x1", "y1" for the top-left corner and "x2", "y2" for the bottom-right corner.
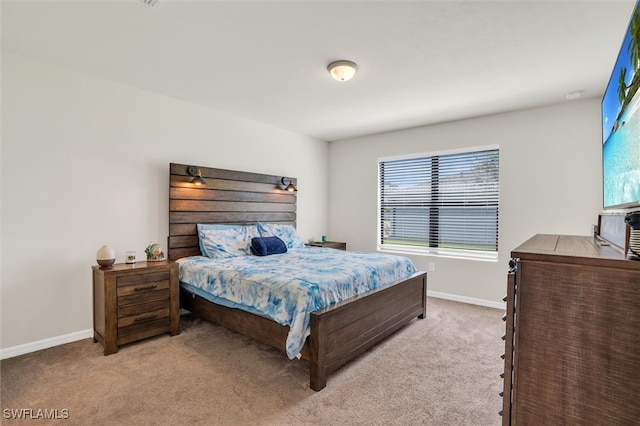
[{"x1": 168, "y1": 163, "x2": 427, "y2": 390}]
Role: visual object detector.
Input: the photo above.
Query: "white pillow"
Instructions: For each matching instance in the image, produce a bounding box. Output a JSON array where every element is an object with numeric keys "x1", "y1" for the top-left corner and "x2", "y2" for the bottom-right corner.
[
  {"x1": 257, "y1": 223, "x2": 306, "y2": 249},
  {"x1": 199, "y1": 226, "x2": 258, "y2": 259},
  {"x1": 196, "y1": 224, "x2": 251, "y2": 256}
]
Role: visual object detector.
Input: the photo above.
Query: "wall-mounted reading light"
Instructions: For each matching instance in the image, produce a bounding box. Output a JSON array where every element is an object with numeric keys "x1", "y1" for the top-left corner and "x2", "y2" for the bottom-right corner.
[
  {"x1": 281, "y1": 177, "x2": 297, "y2": 192},
  {"x1": 187, "y1": 166, "x2": 206, "y2": 185}
]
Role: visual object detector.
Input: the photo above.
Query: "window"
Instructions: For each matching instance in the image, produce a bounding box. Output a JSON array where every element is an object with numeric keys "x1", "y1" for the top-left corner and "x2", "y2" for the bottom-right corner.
[{"x1": 378, "y1": 146, "x2": 499, "y2": 261}]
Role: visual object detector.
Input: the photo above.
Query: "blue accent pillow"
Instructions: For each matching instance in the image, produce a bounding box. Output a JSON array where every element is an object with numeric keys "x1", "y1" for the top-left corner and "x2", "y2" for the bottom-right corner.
[
  {"x1": 257, "y1": 223, "x2": 306, "y2": 249},
  {"x1": 250, "y1": 236, "x2": 287, "y2": 256}
]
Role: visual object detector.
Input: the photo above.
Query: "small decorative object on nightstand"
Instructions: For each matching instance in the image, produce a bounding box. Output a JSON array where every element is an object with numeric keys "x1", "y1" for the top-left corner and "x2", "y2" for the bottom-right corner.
[
  {"x1": 306, "y1": 241, "x2": 347, "y2": 250},
  {"x1": 92, "y1": 260, "x2": 179, "y2": 355},
  {"x1": 145, "y1": 243, "x2": 166, "y2": 261},
  {"x1": 96, "y1": 245, "x2": 116, "y2": 268}
]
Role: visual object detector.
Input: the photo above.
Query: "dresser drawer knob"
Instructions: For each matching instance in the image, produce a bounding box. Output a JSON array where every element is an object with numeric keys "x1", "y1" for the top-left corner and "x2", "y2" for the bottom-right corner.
[
  {"x1": 134, "y1": 284, "x2": 158, "y2": 292},
  {"x1": 134, "y1": 314, "x2": 158, "y2": 323}
]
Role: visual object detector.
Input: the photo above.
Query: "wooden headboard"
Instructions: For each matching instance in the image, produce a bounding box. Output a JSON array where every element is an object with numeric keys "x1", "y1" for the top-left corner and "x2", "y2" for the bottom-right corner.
[{"x1": 168, "y1": 163, "x2": 297, "y2": 261}]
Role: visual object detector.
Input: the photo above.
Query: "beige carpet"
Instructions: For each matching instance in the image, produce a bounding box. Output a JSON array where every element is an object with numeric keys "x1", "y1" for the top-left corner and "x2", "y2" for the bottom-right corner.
[{"x1": 1, "y1": 297, "x2": 504, "y2": 425}]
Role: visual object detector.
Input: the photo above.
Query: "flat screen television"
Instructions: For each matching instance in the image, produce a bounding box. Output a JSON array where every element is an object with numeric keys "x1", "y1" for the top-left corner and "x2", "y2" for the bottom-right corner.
[{"x1": 602, "y1": 0, "x2": 640, "y2": 209}]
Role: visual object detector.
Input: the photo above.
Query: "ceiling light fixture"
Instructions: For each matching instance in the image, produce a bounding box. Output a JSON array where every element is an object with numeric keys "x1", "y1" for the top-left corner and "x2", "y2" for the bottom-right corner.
[
  {"x1": 328, "y1": 60, "x2": 358, "y2": 82},
  {"x1": 138, "y1": 0, "x2": 160, "y2": 6},
  {"x1": 565, "y1": 90, "x2": 584, "y2": 100}
]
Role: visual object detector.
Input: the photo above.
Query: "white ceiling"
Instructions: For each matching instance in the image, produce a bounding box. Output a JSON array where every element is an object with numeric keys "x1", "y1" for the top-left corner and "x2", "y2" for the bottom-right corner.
[{"x1": 2, "y1": 0, "x2": 637, "y2": 141}]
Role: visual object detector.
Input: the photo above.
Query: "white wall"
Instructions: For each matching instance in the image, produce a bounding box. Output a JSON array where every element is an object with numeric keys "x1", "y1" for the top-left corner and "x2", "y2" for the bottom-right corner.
[
  {"x1": 328, "y1": 99, "x2": 603, "y2": 305},
  {"x1": 0, "y1": 50, "x2": 604, "y2": 352},
  {"x1": 1, "y1": 52, "x2": 329, "y2": 351}
]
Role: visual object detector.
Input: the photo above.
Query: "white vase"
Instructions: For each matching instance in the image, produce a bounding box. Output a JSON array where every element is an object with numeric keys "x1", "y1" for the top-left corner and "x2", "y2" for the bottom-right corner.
[{"x1": 97, "y1": 245, "x2": 116, "y2": 267}]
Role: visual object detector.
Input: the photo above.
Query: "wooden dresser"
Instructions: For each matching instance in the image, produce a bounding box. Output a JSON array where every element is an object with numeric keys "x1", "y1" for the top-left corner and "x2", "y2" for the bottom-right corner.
[
  {"x1": 500, "y1": 234, "x2": 640, "y2": 425},
  {"x1": 92, "y1": 261, "x2": 179, "y2": 355}
]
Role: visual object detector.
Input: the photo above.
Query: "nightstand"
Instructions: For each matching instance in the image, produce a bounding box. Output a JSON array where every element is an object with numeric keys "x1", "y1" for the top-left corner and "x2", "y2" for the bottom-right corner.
[
  {"x1": 92, "y1": 261, "x2": 179, "y2": 355},
  {"x1": 306, "y1": 241, "x2": 347, "y2": 250}
]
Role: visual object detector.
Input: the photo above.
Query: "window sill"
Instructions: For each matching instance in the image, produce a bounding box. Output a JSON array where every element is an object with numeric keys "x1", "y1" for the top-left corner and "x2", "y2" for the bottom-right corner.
[{"x1": 377, "y1": 245, "x2": 498, "y2": 262}]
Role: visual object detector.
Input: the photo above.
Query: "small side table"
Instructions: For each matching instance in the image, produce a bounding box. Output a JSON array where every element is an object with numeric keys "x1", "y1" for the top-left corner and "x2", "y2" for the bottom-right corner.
[
  {"x1": 306, "y1": 241, "x2": 347, "y2": 250},
  {"x1": 92, "y1": 260, "x2": 179, "y2": 355}
]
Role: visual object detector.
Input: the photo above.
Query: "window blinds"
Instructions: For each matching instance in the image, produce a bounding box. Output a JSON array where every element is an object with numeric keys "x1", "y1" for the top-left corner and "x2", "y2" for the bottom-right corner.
[{"x1": 379, "y1": 148, "x2": 499, "y2": 256}]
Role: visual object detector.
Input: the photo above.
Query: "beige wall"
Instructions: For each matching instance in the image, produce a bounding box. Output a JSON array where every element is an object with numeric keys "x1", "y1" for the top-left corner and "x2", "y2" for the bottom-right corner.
[
  {"x1": 1, "y1": 52, "x2": 329, "y2": 352},
  {"x1": 328, "y1": 99, "x2": 603, "y2": 305}
]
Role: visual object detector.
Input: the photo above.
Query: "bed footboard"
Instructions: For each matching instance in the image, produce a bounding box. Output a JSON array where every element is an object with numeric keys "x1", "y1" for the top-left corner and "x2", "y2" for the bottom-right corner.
[
  {"x1": 308, "y1": 271, "x2": 427, "y2": 391},
  {"x1": 180, "y1": 271, "x2": 427, "y2": 391}
]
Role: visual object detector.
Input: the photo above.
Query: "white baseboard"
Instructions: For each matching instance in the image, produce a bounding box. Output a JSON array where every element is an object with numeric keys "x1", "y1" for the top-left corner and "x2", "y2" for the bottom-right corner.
[
  {"x1": 0, "y1": 292, "x2": 501, "y2": 359},
  {"x1": 0, "y1": 329, "x2": 93, "y2": 360},
  {"x1": 427, "y1": 290, "x2": 504, "y2": 310}
]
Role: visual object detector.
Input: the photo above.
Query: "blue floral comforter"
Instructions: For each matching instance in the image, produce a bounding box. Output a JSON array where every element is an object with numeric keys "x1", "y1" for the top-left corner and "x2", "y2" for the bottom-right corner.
[{"x1": 177, "y1": 247, "x2": 417, "y2": 358}]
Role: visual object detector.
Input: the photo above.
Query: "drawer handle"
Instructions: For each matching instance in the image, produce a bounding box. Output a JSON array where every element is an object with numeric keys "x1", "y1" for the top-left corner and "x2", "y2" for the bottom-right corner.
[
  {"x1": 134, "y1": 314, "x2": 158, "y2": 323},
  {"x1": 134, "y1": 284, "x2": 158, "y2": 292}
]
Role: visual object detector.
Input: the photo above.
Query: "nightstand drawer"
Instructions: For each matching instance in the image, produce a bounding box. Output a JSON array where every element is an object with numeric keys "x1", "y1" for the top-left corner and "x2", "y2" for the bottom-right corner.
[
  {"x1": 117, "y1": 277, "x2": 170, "y2": 306},
  {"x1": 117, "y1": 306, "x2": 170, "y2": 328},
  {"x1": 116, "y1": 271, "x2": 169, "y2": 287},
  {"x1": 117, "y1": 317, "x2": 171, "y2": 343},
  {"x1": 118, "y1": 298, "x2": 169, "y2": 318}
]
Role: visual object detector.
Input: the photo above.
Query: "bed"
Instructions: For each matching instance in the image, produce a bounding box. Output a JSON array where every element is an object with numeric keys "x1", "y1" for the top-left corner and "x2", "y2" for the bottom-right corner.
[{"x1": 168, "y1": 163, "x2": 427, "y2": 390}]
